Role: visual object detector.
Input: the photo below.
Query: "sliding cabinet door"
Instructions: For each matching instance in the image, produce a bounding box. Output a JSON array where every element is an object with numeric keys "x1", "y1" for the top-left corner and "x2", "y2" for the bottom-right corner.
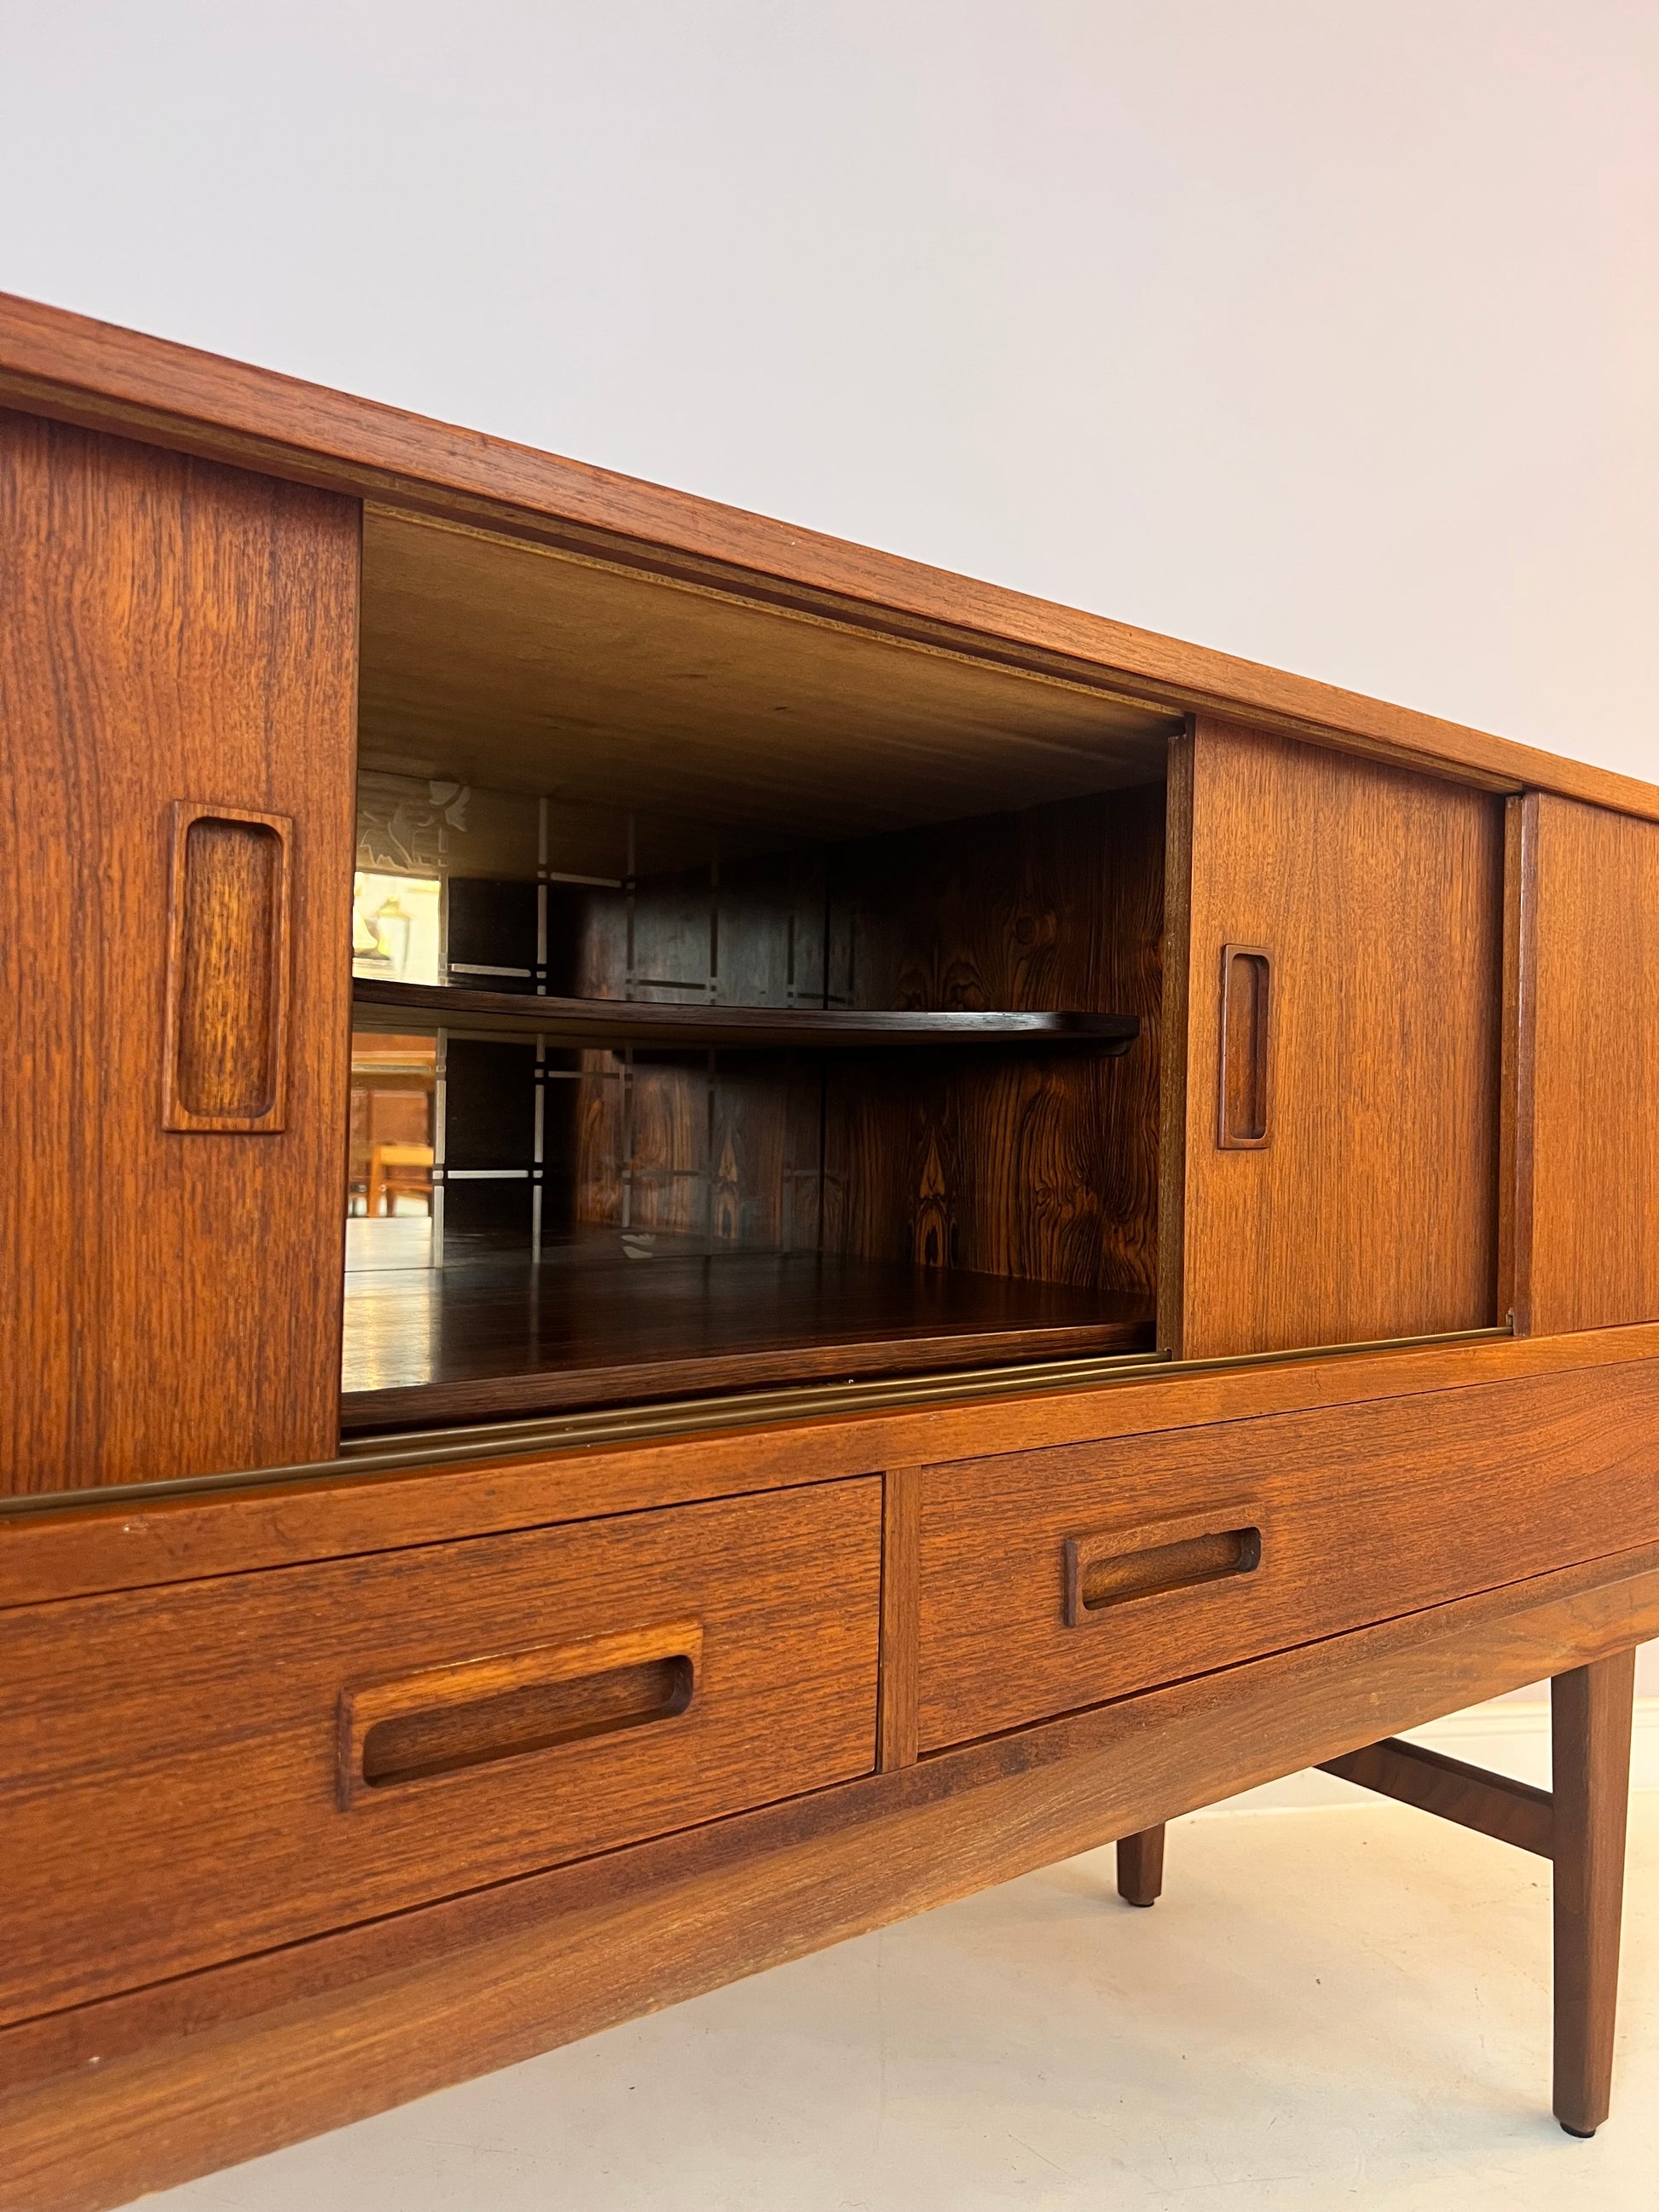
[
  {"x1": 1505, "y1": 793, "x2": 1659, "y2": 1335},
  {"x1": 0, "y1": 411, "x2": 358, "y2": 1492},
  {"x1": 1161, "y1": 719, "x2": 1505, "y2": 1360}
]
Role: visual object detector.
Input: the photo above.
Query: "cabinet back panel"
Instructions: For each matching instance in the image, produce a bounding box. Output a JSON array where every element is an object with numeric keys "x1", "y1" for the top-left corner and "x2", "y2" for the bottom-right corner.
[
  {"x1": 824, "y1": 785, "x2": 1165, "y2": 1296},
  {"x1": 1168, "y1": 721, "x2": 1504, "y2": 1358},
  {"x1": 519, "y1": 785, "x2": 1165, "y2": 1297},
  {"x1": 0, "y1": 411, "x2": 358, "y2": 1491}
]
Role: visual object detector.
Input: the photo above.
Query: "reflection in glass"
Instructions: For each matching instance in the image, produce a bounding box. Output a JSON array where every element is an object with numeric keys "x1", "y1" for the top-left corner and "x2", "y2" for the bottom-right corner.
[
  {"x1": 346, "y1": 1031, "x2": 437, "y2": 1271},
  {"x1": 351, "y1": 871, "x2": 442, "y2": 985}
]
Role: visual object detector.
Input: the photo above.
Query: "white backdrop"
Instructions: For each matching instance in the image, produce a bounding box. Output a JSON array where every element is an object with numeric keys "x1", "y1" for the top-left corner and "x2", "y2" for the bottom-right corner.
[{"x1": 2, "y1": 2, "x2": 1655, "y2": 778}]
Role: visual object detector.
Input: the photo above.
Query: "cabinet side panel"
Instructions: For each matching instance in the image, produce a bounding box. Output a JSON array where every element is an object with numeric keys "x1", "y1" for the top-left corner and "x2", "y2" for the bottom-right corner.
[
  {"x1": 1177, "y1": 720, "x2": 1504, "y2": 1358},
  {"x1": 0, "y1": 409, "x2": 358, "y2": 1491},
  {"x1": 1523, "y1": 794, "x2": 1659, "y2": 1334}
]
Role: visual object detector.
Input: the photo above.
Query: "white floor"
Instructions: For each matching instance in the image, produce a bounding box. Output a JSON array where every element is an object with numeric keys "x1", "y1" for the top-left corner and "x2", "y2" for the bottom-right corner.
[{"x1": 136, "y1": 1769, "x2": 1659, "y2": 2212}]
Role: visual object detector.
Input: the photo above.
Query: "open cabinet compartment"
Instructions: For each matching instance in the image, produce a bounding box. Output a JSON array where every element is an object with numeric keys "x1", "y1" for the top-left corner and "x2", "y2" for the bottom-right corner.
[{"x1": 342, "y1": 511, "x2": 1180, "y2": 1433}]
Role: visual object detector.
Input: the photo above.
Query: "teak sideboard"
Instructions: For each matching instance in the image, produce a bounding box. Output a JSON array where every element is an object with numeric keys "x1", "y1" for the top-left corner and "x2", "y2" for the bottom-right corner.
[{"x1": 2, "y1": 293, "x2": 1657, "y2": 2211}]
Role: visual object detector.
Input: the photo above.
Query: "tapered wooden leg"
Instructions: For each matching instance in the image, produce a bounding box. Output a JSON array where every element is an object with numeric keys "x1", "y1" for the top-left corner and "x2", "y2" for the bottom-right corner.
[
  {"x1": 1117, "y1": 1824, "x2": 1165, "y2": 1907},
  {"x1": 1552, "y1": 1649, "x2": 1636, "y2": 2137}
]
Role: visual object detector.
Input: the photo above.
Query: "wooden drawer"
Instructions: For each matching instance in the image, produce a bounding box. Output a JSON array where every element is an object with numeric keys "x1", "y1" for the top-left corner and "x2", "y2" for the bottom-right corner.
[
  {"x1": 916, "y1": 1363, "x2": 1659, "y2": 1751},
  {"x1": 0, "y1": 1479, "x2": 880, "y2": 2024}
]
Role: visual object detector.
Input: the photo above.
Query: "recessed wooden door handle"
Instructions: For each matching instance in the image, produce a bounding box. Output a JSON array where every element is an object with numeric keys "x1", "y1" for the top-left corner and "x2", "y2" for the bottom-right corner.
[
  {"x1": 337, "y1": 1620, "x2": 702, "y2": 1806},
  {"x1": 1063, "y1": 1510, "x2": 1263, "y2": 1627},
  {"x1": 1217, "y1": 944, "x2": 1271, "y2": 1148},
  {"x1": 162, "y1": 800, "x2": 294, "y2": 1132}
]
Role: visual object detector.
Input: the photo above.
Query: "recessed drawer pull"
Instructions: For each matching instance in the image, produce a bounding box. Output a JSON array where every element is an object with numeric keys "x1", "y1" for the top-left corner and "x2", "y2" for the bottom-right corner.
[
  {"x1": 1063, "y1": 1512, "x2": 1263, "y2": 1627},
  {"x1": 338, "y1": 1620, "x2": 701, "y2": 1806}
]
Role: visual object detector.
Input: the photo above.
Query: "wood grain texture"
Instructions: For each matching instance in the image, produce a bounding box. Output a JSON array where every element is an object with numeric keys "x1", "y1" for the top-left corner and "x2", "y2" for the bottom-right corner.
[
  {"x1": 1216, "y1": 945, "x2": 1270, "y2": 1147},
  {"x1": 914, "y1": 1359, "x2": 1659, "y2": 1749},
  {"x1": 373, "y1": 784, "x2": 1164, "y2": 1422},
  {"x1": 0, "y1": 290, "x2": 1655, "y2": 820},
  {"x1": 558, "y1": 786, "x2": 1164, "y2": 1303},
  {"x1": 1064, "y1": 1512, "x2": 1260, "y2": 1626},
  {"x1": 825, "y1": 786, "x2": 1165, "y2": 1302},
  {"x1": 381, "y1": 783, "x2": 1164, "y2": 1429},
  {"x1": 8, "y1": 1540, "x2": 1659, "y2": 2209},
  {"x1": 1169, "y1": 719, "x2": 1505, "y2": 1358},
  {"x1": 0, "y1": 410, "x2": 358, "y2": 1493},
  {"x1": 562, "y1": 846, "x2": 829, "y2": 1262},
  {"x1": 340, "y1": 1253, "x2": 1153, "y2": 1431},
  {"x1": 343, "y1": 1620, "x2": 700, "y2": 1802},
  {"x1": 1318, "y1": 1736, "x2": 1554, "y2": 1857},
  {"x1": 879, "y1": 1466, "x2": 922, "y2": 1771},
  {"x1": 1552, "y1": 1649, "x2": 1637, "y2": 2135},
  {"x1": 163, "y1": 803, "x2": 292, "y2": 1131},
  {"x1": 9, "y1": 1321, "x2": 1659, "y2": 1610},
  {"x1": 0, "y1": 1478, "x2": 879, "y2": 2023},
  {"x1": 1115, "y1": 1827, "x2": 1165, "y2": 1907},
  {"x1": 1509, "y1": 794, "x2": 1659, "y2": 1336},
  {"x1": 360, "y1": 511, "x2": 1175, "y2": 842}
]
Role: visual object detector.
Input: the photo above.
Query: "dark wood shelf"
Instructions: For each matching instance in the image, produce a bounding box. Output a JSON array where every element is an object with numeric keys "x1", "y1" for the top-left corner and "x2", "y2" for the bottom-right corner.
[
  {"x1": 340, "y1": 1245, "x2": 1156, "y2": 1431},
  {"x1": 352, "y1": 977, "x2": 1139, "y2": 1053}
]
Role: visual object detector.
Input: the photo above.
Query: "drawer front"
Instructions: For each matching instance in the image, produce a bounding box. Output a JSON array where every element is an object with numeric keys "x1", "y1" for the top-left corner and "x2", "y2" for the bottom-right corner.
[
  {"x1": 1, "y1": 1479, "x2": 880, "y2": 2023},
  {"x1": 917, "y1": 1362, "x2": 1659, "y2": 1752}
]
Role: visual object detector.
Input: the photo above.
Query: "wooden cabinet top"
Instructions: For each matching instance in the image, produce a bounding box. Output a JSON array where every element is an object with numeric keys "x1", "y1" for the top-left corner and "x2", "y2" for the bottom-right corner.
[{"x1": 0, "y1": 286, "x2": 1653, "y2": 824}]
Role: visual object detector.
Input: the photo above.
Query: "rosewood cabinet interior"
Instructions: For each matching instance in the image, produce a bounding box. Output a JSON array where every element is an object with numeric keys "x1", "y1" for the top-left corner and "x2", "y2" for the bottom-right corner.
[
  {"x1": 339, "y1": 509, "x2": 1175, "y2": 1435},
  {"x1": 2, "y1": 292, "x2": 1658, "y2": 2207}
]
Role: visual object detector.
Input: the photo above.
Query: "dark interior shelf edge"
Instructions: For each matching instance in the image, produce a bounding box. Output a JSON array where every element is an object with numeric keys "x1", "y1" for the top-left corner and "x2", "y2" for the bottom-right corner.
[{"x1": 352, "y1": 978, "x2": 1140, "y2": 1051}]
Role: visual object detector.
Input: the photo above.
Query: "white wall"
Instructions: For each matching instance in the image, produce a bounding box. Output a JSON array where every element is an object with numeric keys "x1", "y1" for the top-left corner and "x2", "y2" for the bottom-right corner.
[
  {"x1": 3, "y1": 3, "x2": 1656, "y2": 1689},
  {"x1": 3, "y1": 2, "x2": 1655, "y2": 778}
]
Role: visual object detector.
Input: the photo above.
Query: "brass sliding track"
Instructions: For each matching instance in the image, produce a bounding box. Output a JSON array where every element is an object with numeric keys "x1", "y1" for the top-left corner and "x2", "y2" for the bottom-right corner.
[{"x1": 0, "y1": 1323, "x2": 1514, "y2": 1518}]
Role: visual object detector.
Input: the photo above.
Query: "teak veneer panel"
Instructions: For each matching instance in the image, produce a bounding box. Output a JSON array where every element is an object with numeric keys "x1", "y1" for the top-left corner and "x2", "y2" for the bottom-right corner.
[
  {"x1": 0, "y1": 411, "x2": 358, "y2": 1492},
  {"x1": 1165, "y1": 719, "x2": 1505, "y2": 1359},
  {"x1": 1509, "y1": 794, "x2": 1659, "y2": 1335},
  {"x1": 0, "y1": 1480, "x2": 880, "y2": 2023},
  {"x1": 8, "y1": 1541, "x2": 1659, "y2": 2212},
  {"x1": 10, "y1": 1323, "x2": 1659, "y2": 1610},
  {"x1": 878, "y1": 1466, "x2": 923, "y2": 1771},
  {"x1": 915, "y1": 1360, "x2": 1659, "y2": 1748}
]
